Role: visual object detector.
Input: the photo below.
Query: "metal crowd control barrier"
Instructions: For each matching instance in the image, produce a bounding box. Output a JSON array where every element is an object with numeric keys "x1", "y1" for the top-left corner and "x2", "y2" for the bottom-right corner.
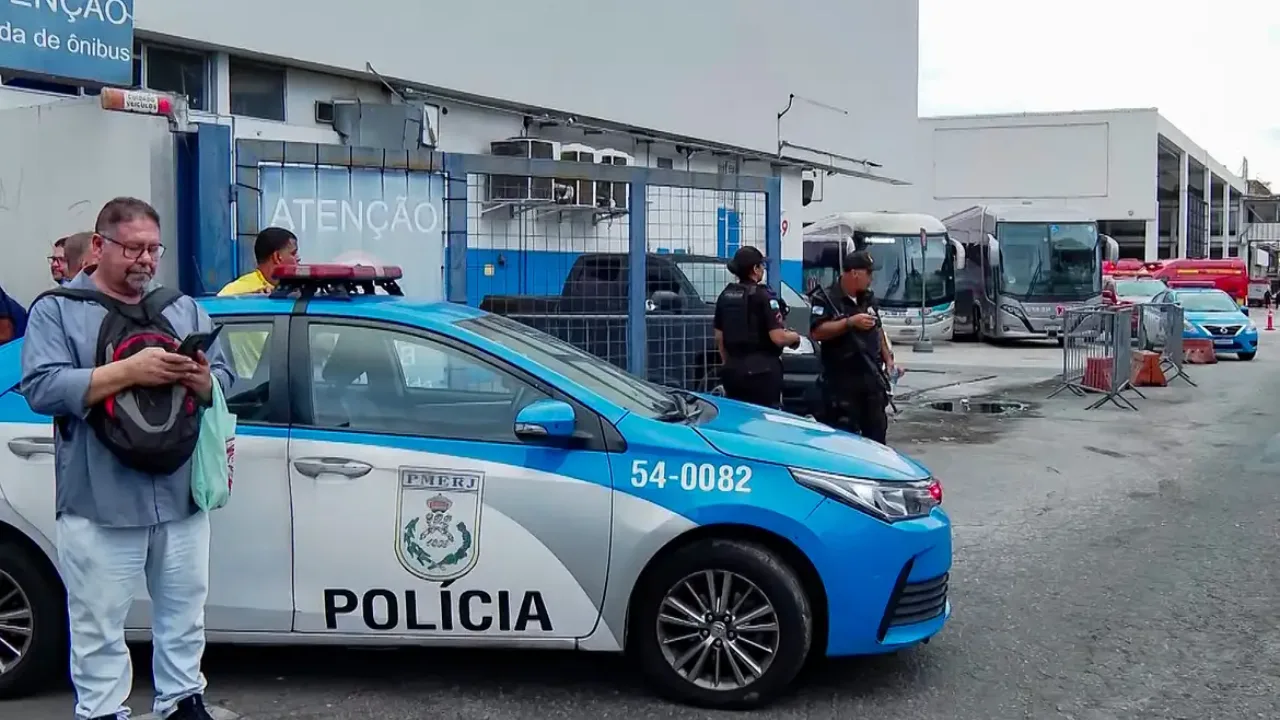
[
  {"x1": 1049, "y1": 305, "x2": 1143, "y2": 410},
  {"x1": 1132, "y1": 302, "x2": 1194, "y2": 386}
]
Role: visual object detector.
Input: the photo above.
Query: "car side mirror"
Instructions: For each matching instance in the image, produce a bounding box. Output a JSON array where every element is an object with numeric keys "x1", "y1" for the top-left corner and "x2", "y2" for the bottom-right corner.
[
  {"x1": 648, "y1": 290, "x2": 683, "y2": 311},
  {"x1": 1241, "y1": 306, "x2": 1250, "y2": 316},
  {"x1": 514, "y1": 399, "x2": 577, "y2": 441}
]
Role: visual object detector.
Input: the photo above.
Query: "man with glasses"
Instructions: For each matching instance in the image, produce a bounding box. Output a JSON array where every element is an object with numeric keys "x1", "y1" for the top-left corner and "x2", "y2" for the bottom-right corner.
[
  {"x1": 50, "y1": 236, "x2": 68, "y2": 284},
  {"x1": 62, "y1": 231, "x2": 96, "y2": 280},
  {"x1": 21, "y1": 197, "x2": 232, "y2": 720}
]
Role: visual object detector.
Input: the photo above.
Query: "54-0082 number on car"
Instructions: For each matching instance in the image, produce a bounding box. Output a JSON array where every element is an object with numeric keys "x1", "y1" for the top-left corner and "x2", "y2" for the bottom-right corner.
[{"x1": 631, "y1": 459, "x2": 752, "y2": 493}]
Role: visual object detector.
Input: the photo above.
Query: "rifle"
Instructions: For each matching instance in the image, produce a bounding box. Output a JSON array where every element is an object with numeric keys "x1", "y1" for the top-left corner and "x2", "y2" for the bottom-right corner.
[{"x1": 811, "y1": 285, "x2": 898, "y2": 413}]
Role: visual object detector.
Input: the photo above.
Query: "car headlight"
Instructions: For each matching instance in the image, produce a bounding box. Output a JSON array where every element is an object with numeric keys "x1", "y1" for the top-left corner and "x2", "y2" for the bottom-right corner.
[
  {"x1": 790, "y1": 467, "x2": 942, "y2": 522},
  {"x1": 783, "y1": 335, "x2": 814, "y2": 355},
  {"x1": 1245, "y1": 321, "x2": 1257, "y2": 333},
  {"x1": 1183, "y1": 319, "x2": 1197, "y2": 333}
]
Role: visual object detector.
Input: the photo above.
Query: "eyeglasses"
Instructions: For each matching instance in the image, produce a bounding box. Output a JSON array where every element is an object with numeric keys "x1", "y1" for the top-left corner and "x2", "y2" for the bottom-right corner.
[
  {"x1": 47, "y1": 256, "x2": 65, "y2": 264},
  {"x1": 99, "y1": 233, "x2": 165, "y2": 260}
]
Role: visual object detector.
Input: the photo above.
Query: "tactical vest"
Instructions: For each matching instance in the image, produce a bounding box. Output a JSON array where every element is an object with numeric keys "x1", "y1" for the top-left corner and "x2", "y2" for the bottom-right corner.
[
  {"x1": 718, "y1": 283, "x2": 757, "y2": 355},
  {"x1": 818, "y1": 287, "x2": 881, "y2": 379}
]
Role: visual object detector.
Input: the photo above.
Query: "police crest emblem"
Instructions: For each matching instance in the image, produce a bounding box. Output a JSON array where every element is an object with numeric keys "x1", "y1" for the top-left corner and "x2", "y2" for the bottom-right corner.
[{"x1": 396, "y1": 468, "x2": 484, "y2": 582}]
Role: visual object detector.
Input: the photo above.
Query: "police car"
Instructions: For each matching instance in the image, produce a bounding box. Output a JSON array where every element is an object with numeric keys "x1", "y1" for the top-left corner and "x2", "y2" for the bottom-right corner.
[{"x1": 0, "y1": 266, "x2": 951, "y2": 709}]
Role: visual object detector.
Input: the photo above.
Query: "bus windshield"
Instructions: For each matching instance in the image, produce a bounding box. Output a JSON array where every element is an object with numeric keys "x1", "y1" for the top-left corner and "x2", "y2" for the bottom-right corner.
[
  {"x1": 862, "y1": 234, "x2": 953, "y2": 308},
  {"x1": 996, "y1": 222, "x2": 1100, "y2": 300}
]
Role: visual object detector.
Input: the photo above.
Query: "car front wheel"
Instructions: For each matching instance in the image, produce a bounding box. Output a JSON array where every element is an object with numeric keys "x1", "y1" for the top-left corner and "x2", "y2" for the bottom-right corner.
[
  {"x1": 0, "y1": 543, "x2": 65, "y2": 699},
  {"x1": 632, "y1": 539, "x2": 813, "y2": 709},
  {"x1": 1238, "y1": 351, "x2": 1257, "y2": 361}
]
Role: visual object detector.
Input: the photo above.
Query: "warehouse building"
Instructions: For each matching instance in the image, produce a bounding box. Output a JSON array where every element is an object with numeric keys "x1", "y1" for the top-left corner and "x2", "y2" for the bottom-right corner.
[{"x1": 919, "y1": 109, "x2": 1248, "y2": 262}]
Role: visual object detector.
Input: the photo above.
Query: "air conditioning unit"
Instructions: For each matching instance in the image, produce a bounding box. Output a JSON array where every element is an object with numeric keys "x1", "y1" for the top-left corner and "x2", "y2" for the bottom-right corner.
[
  {"x1": 485, "y1": 138, "x2": 557, "y2": 203},
  {"x1": 557, "y1": 143, "x2": 597, "y2": 207},
  {"x1": 597, "y1": 149, "x2": 633, "y2": 211}
]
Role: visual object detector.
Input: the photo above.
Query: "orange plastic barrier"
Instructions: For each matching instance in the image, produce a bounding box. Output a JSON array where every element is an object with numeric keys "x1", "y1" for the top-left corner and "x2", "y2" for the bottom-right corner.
[
  {"x1": 1183, "y1": 338, "x2": 1218, "y2": 364},
  {"x1": 1083, "y1": 356, "x2": 1113, "y2": 391},
  {"x1": 1130, "y1": 350, "x2": 1167, "y2": 387}
]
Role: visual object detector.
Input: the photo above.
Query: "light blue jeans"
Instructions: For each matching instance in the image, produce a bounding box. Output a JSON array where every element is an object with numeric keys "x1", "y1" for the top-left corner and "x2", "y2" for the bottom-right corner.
[{"x1": 57, "y1": 511, "x2": 211, "y2": 719}]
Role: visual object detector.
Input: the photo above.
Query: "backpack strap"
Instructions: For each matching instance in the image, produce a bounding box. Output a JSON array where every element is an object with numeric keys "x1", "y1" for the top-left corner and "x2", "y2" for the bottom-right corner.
[{"x1": 141, "y1": 287, "x2": 185, "y2": 314}]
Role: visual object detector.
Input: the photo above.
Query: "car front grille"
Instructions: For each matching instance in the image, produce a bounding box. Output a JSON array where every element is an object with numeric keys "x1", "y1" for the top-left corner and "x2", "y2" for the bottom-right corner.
[
  {"x1": 879, "y1": 570, "x2": 948, "y2": 639},
  {"x1": 1203, "y1": 325, "x2": 1239, "y2": 337}
]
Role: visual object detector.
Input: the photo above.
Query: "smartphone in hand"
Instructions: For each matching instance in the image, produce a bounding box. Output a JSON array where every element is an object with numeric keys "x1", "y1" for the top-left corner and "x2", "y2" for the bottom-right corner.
[{"x1": 176, "y1": 325, "x2": 224, "y2": 359}]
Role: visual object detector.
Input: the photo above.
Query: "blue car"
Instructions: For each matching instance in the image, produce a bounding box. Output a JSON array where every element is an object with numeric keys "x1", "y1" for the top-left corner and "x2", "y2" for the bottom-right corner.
[
  {"x1": 0, "y1": 267, "x2": 950, "y2": 708},
  {"x1": 1153, "y1": 286, "x2": 1259, "y2": 360}
]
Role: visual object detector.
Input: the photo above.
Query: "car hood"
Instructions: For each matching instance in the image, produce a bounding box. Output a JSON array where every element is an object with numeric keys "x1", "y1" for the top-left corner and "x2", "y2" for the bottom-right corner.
[
  {"x1": 695, "y1": 396, "x2": 930, "y2": 481},
  {"x1": 1185, "y1": 310, "x2": 1250, "y2": 325}
]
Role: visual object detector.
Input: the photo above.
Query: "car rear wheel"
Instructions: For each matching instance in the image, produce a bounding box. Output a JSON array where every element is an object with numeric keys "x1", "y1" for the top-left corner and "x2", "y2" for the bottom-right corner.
[
  {"x1": 1238, "y1": 351, "x2": 1257, "y2": 361},
  {"x1": 632, "y1": 539, "x2": 812, "y2": 709},
  {"x1": 0, "y1": 543, "x2": 65, "y2": 699}
]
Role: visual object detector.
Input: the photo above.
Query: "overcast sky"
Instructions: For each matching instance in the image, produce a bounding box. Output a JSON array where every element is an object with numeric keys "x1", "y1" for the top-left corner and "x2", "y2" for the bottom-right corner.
[{"x1": 919, "y1": 0, "x2": 1279, "y2": 187}]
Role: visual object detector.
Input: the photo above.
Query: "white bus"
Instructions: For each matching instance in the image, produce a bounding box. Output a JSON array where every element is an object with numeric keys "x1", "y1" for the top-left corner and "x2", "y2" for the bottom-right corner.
[
  {"x1": 944, "y1": 205, "x2": 1119, "y2": 342},
  {"x1": 801, "y1": 212, "x2": 966, "y2": 343}
]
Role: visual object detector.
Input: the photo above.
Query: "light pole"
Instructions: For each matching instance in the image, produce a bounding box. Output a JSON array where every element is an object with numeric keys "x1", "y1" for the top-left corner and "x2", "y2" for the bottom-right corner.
[{"x1": 912, "y1": 227, "x2": 934, "y2": 353}]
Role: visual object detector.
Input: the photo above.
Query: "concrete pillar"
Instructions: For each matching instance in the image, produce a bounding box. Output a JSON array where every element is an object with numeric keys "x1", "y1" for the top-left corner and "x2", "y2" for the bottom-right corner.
[
  {"x1": 1202, "y1": 166, "x2": 1211, "y2": 257},
  {"x1": 1221, "y1": 182, "x2": 1231, "y2": 257},
  {"x1": 1238, "y1": 194, "x2": 1248, "y2": 259},
  {"x1": 1144, "y1": 219, "x2": 1159, "y2": 262},
  {"x1": 1177, "y1": 152, "x2": 1189, "y2": 258}
]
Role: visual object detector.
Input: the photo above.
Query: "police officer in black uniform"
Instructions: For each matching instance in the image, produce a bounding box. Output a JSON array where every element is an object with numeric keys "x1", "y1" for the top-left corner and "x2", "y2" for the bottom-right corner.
[
  {"x1": 713, "y1": 246, "x2": 802, "y2": 408},
  {"x1": 809, "y1": 250, "x2": 896, "y2": 444}
]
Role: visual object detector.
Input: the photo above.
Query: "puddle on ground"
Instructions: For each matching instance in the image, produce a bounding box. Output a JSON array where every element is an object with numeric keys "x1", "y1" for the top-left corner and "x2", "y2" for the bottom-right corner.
[{"x1": 925, "y1": 399, "x2": 1028, "y2": 415}]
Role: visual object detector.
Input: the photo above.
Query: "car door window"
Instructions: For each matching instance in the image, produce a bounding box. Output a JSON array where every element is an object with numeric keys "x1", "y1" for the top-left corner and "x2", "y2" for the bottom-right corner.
[
  {"x1": 304, "y1": 323, "x2": 549, "y2": 442},
  {"x1": 212, "y1": 320, "x2": 275, "y2": 423}
]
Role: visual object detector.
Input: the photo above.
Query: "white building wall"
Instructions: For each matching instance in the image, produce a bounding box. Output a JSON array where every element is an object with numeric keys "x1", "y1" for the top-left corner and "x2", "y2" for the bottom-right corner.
[
  {"x1": 920, "y1": 109, "x2": 1160, "y2": 223},
  {"x1": 1, "y1": 0, "x2": 918, "y2": 298},
  {"x1": 0, "y1": 100, "x2": 180, "y2": 306}
]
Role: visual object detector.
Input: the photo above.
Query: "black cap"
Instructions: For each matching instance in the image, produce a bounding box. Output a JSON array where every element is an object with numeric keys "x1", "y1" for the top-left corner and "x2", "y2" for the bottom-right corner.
[
  {"x1": 843, "y1": 250, "x2": 875, "y2": 272},
  {"x1": 727, "y1": 246, "x2": 766, "y2": 277}
]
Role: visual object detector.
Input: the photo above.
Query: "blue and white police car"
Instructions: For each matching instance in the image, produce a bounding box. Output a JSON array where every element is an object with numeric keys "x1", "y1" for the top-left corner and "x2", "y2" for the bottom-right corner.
[{"x1": 0, "y1": 265, "x2": 951, "y2": 709}]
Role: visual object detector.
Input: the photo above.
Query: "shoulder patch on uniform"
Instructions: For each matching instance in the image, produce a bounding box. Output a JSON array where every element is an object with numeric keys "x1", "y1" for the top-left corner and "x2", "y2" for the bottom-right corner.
[
  {"x1": 768, "y1": 298, "x2": 780, "y2": 310},
  {"x1": 810, "y1": 304, "x2": 824, "y2": 316}
]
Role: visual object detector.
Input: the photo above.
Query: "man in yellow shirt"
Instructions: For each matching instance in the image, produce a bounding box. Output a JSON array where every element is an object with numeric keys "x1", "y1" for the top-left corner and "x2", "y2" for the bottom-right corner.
[{"x1": 217, "y1": 227, "x2": 299, "y2": 376}]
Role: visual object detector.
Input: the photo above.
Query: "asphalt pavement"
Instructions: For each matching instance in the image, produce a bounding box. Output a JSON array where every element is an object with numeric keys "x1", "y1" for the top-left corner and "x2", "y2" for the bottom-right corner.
[{"x1": 9, "y1": 344, "x2": 1280, "y2": 720}]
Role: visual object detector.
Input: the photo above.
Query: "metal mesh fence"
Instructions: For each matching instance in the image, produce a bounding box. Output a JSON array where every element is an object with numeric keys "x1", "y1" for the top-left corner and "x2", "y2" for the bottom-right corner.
[
  {"x1": 643, "y1": 184, "x2": 768, "y2": 391},
  {"x1": 1049, "y1": 306, "x2": 1142, "y2": 410},
  {"x1": 457, "y1": 160, "x2": 771, "y2": 391}
]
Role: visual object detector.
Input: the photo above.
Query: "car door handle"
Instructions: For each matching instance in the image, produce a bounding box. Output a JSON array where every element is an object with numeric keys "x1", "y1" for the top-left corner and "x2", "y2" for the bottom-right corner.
[
  {"x1": 292, "y1": 457, "x2": 373, "y2": 478},
  {"x1": 8, "y1": 437, "x2": 54, "y2": 458}
]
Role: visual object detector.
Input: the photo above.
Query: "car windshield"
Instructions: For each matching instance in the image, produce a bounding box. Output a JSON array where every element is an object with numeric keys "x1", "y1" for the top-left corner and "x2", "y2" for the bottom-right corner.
[
  {"x1": 1178, "y1": 291, "x2": 1240, "y2": 313},
  {"x1": 779, "y1": 281, "x2": 807, "y2": 309},
  {"x1": 671, "y1": 259, "x2": 726, "y2": 301},
  {"x1": 458, "y1": 313, "x2": 674, "y2": 418},
  {"x1": 1114, "y1": 279, "x2": 1164, "y2": 298},
  {"x1": 996, "y1": 222, "x2": 1101, "y2": 300}
]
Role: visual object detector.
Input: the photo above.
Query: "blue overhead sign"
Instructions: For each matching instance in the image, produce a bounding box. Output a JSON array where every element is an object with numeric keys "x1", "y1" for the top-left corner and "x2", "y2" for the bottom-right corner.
[{"x1": 0, "y1": 0, "x2": 134, "y2": 86}]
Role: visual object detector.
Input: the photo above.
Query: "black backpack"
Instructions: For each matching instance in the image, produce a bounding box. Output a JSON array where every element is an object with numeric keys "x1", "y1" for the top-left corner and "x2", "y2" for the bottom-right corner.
[{"x1": 35, "y1": 286, "x2": 202, "y2": 475}]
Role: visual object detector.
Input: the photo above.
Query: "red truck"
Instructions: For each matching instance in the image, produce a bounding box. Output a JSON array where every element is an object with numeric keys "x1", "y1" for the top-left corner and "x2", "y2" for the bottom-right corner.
[{"x1": 1148, "y1": 258, "x2": 1248, "y2": 307}]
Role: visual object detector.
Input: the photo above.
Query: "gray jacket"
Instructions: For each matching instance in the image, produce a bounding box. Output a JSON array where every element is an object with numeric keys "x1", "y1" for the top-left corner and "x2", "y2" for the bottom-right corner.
[{"x1": 19, "y1": 273, "x2": 233, "y2": 528}]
